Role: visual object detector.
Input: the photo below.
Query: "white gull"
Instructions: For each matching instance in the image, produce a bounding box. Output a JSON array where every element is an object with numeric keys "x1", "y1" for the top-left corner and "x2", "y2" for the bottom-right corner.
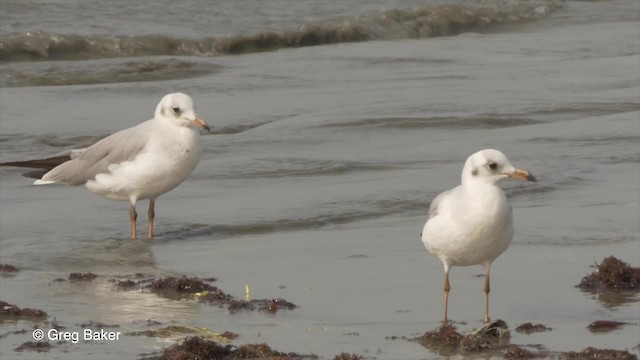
[
  {"x1": 2, "y1": 92, "x2": 210, "y2": 240},
  {"x1": 421, "y1": 149, "x2": 536, "y2": 323}
]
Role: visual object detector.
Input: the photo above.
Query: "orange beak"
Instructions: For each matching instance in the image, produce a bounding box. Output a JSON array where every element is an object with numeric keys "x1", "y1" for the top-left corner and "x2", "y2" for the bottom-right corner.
[
  {"x1": 510, "y1": 168, "x2": 537, "y2": 182},
  {"x1": 191, "y1": 117, "x2": 210, "y2": 132}
]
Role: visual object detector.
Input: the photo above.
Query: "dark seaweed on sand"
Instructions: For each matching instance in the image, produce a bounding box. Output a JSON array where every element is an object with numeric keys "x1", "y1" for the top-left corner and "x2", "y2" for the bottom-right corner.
[
  {"x1": 116, "y1": 279, "x2": 138, "y2": 290},
  {"x1": 151, "y1": 336, "x2": 313, "y2": 360},
  {"x1": 69, "y1": 272, "x2": 98, "y2": 281},
  {"x1": 415, "y1": 320, "x2": 511, "y2": 354},
  {"x1": 333, "y1": 353, "x2": 365, "y2": 360},
  {"x1": 563, "y1": 346, "x2": 637, "y2": 360},
  {"x1": 142, "y1": 276, "x2": 297, "y2": 313},
  {"x1": 0, "y1": 300, "x2": 47, "y2": 321},
  {"x1": 504, "y1": 344, "x2": 544, "y2": 359},
  {"x1": 15, "y1": 341, "x2": 52, "y2": 353},
  {"x1": 577, "y1": 256, "x2": 640, "y2": 291},
  {"x1": 79, "y1": 320, "x2": 119, "y2": 329},
  {"x1": 146, "y1": 276, "x2": 233, "y2": 304},
  {"x1": 414, "y1": 323, "x2": 463, "y2": 351},
  {"x1": 228, "y1": 298, "x2": 297, "y2": 313},
  {"x1": 412, "y1": 321, "x2": 636, "y2": 359},
  {"x1": 0, "y1": 264, "x2": 19, "y2": 273},
  {"x1": 515, "y1": 322, "x2": 552, "y2": 334},
  {"x1": 586, "y1": 320, "x2": 633, "y2": 333}
]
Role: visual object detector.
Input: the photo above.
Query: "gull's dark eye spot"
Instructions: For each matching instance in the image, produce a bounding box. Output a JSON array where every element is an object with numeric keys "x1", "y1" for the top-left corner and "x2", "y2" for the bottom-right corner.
[
  {"x1": 488, "y1": 161, "x2": 498, "y2": 170},
  {"x1": 172, "y1": 106, "x2": 181, "y2": 114}
]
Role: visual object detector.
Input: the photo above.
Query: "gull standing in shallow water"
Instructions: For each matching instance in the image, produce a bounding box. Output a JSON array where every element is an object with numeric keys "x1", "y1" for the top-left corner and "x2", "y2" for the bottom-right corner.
[
  {"x1": 1, "y1": 92, "x2": 210, "y2": 240},
  {"x1": 421, "y1": 149, "x2": 536, "y2": 323}
]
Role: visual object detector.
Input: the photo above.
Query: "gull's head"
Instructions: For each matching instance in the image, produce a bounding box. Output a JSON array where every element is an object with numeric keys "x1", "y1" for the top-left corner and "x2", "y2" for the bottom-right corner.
[
  {"x1": 462, "y1": 149, "x2": 536, "y2": 186},
  {"x1": 155, "y1": 92, "x2": 210, "y2": 131}
]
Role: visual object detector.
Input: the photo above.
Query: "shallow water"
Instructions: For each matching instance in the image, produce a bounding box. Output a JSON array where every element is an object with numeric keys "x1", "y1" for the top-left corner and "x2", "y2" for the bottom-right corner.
[{"x1": 1, "y1": 0, "x2": 639, "y2": 359}]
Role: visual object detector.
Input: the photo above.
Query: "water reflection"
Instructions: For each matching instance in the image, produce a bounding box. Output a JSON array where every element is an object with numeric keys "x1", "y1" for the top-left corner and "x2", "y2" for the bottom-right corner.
[{"x1": 579, "y1": 289, "x2": 640, "y2": 309}]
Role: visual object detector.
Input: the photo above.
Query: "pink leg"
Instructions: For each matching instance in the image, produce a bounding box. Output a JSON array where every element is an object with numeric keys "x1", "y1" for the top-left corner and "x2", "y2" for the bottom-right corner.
[
  {"x1": 130, "y1": 204, "x2": 137, "y2": 240},
  {"x1": 147, "y1": 199, "x2": 155, "y2": 240},
  {"x1": 484, "y1": 269, "x2": 491, "y2": 323},
  {"x1": 443, "y1": 268, "x2": 451, "y2": 324}
]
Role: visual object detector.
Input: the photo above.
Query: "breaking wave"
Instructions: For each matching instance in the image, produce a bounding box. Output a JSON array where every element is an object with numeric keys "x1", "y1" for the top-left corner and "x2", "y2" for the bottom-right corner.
[
  {"x1": 0, "y1": 0, "x2": 565, "y2": 62},
  {"x1": 0, "y1": 59, "x2": 219, "y2": 87}
]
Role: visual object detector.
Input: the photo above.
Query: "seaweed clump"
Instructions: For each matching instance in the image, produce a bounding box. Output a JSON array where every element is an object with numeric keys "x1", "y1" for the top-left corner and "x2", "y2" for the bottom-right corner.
[
  {"x1": 142, "y1": 276, "x2": 297, "y2": 313},
  {"x1": 0, "y1": 300, "x2": 47, "y2": 321},
  {"x1": 69, "y1": 272, "x2": 98, "y2": 281},
  {"x1": 459, "y1": 320, "x2": 510, "y2": 352},
  {"x1": 157, "y1": 336, "x2": 233, "y2": 359},
  {"x1": 154, "y1": 336, "x2": 312, "y2": 360},
  {"x1": 414, "y1": 323, "x2": 463, "y2": 351},
  {"x1": 515, "y1": 322, "x2": 552, "y2": 334},
  {"x1": 228, "y1": 298, "x2": 297, "y2": 313},
  {"x1": 586, "y1": 320, "x2": 630, "y2": 333},
  {"x1": 415, "y1": 320, "x2": 513, "y2": 356},
  {"x1": 116, "y1": 279, "x2": 138, "y2": 290},
  {"x1": 15, "y1": 341, "x2": 52, "y2": 353},
  {"x1": 146, "y1": 276, "x2": 232, "y2": 305},
  {"x1": 504, "y1": 344, "x2": 549, "y2": 359},
  {"x1": 563, "y1": 346, "x2": 637, "y2": 360},
  {"x1": 577, "y1": 256, "x2": 640, "y2": 291},
  {"x1": 0, "y1": 264, "x2": 19, "y2": 274},
  {"x1": 333, "y1": 353, "x2": 365, "y2": 360}
]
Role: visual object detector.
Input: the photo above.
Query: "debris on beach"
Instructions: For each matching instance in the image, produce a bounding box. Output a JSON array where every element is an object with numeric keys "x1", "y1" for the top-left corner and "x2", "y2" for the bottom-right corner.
[
  {"x1": 233, "y1": 342, "x2": 311, "y2": 359},
  {"x1": 414, "y1": 323, "x2": 463, "y2": 351},
  {"x1": 415, "y1": 320, "x2": 511, "y2": 355},
  {"x1": 586, "y1": 320, "x2": 633, "y2": 333},
  {"x1": 15, "y1": 341, "x2": 52, "y2": 353},
  {"x1": 504, "y1": 344, "x2": 547, "y2": 359},
  {"x1": 0, "y1": 264, "x2": 19, "y2": 275},
  {"x1": 515, "y1": 322, "x2": 552, "y2": 334},
  {"x1": 78, "y1": 320, "x2": 119, "y2": 329},
  {"x1": 413, "y1": 321, "x2": 637, "y2": 359},
  {"x1": 228, "y1": 298, "x2": 298, "y2": 313},
  {"x1": 115, "y1": 279, "x2": 138, "y2": 290},
  {"x1": 135, "y1": 275, "x2": 298, "y2": 313},
  {"x1": 68, "y1": 272, "x2": 98, "y2": 281},
  {"x1": 150, "y1": 336, "x2": 314, "y2": 360},
  {"x1": 146, "y1": 276, "x2": 233, "y2": 304},
  {"x1": 218, "y1": 331, "x2": 239, "y2": 340},
  {"x1": 562, "y1": 346, "x2": 637, "y2": 360},
  {"x1": 577, "y1": 256, "x2": 640, "y2": 291},
  {"x1": 129, "y1": 325, "x2": 238, "y2": 342},
  {"x1": 333, "y1": 353, "x2": 365, "y2": 360},
  {"x1": 460, "y1": 320, "x2": 510, "y2": 352},
  {"x1": 0, "y1": 300, "x2": 47, "y2": 321},
  {"x1": 133, "y1": 319, "x2": 163, "y2": 327}
]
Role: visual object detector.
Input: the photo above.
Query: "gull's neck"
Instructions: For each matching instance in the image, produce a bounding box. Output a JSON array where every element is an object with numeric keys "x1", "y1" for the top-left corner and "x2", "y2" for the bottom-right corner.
[{"x1": 461, "y1": 177, "x2": 504, "y2": 197}]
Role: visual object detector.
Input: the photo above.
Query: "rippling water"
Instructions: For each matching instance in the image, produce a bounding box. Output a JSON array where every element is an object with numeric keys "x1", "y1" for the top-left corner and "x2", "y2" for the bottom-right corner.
[{"x1": 1, "y1": 0, "x2": 639, "y2": 359}]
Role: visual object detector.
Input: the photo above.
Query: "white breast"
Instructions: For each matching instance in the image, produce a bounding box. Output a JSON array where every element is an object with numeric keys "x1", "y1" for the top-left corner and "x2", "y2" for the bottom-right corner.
[
  {"x1": 85, "y1": 125, "x2": 202, "y2": 202},
  {"x1": 422, "y1": 185, "x2": 514, "y2": 267}
]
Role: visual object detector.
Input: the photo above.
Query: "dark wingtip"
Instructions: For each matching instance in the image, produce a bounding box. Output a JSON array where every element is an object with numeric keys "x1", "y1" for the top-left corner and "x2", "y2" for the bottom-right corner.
[
  {"x1": 22, "y1": 169, "x2": 49, "y2": 179},
  {"x1": 1, "y1": 155, "x2": 71, "y2": 179}
]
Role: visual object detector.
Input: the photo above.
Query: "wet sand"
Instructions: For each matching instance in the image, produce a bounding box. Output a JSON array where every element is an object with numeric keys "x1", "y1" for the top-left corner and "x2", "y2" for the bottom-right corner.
[{"x1": 1, "y1": 227, "x2": 638, "y2": 359}]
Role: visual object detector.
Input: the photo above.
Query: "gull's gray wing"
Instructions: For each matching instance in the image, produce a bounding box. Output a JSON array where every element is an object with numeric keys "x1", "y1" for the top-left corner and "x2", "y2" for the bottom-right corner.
[{"x1": 39, "y1": 121, "x2": 153, "y2": 186}]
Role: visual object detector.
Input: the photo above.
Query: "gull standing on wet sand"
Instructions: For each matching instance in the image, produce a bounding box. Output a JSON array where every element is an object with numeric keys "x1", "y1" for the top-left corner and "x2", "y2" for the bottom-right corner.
[
  {"x1": 421, "y1": 149, "x2": 536, "y2": 323},
  {"x1": 0, "y1": 92, "x2": 210, "y2": 240}
]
